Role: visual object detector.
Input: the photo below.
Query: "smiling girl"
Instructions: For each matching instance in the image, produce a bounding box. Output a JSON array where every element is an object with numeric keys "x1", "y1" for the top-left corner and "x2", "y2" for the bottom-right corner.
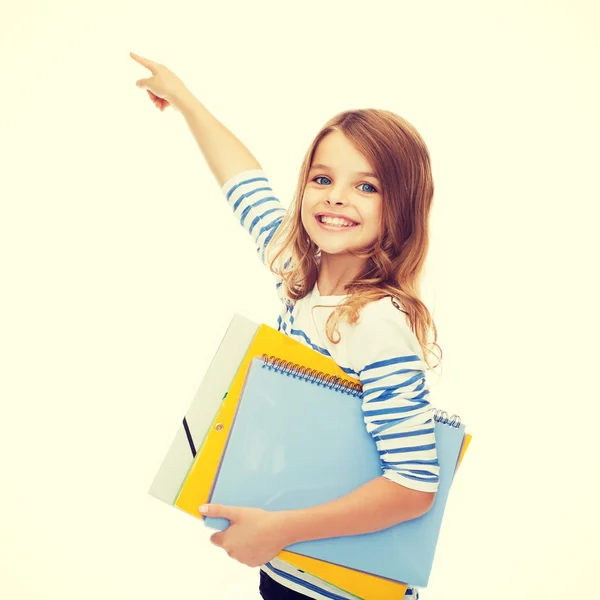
[{"x1": 132, "y1": 51, "x2": 442, "y2": 600}]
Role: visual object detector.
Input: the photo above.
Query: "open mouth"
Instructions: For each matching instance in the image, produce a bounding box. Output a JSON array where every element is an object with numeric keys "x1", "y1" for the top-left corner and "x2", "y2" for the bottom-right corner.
[{"x1": 316, "y1": 215, "x2": 359, "y2": 230}]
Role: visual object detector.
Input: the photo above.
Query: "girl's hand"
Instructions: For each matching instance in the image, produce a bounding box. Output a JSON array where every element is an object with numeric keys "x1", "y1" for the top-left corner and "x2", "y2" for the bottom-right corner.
[
  {"x1": 130, "y1": 52, "x2": 191, "y2": 112},
  {"x1": 200, "y1": 504, "x2": 294, "y2": 568}
]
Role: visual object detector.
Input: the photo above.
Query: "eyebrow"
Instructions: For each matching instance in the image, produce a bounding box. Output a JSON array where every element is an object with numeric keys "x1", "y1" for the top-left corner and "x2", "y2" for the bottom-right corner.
[{"x1": 309, "y1": 163, "x2": 380, "y2": 180}]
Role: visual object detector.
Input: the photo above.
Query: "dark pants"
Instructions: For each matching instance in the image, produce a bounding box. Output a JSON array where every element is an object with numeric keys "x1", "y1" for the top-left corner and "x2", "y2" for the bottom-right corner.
[{"x1": 259, "y1": 569, "x2": 312, "y2": 599}]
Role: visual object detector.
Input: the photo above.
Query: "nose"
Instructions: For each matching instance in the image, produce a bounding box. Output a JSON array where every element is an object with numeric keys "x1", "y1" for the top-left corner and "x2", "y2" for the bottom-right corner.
[{"x1": 325, "y1": 185, "x2": 348, "y2": 206}]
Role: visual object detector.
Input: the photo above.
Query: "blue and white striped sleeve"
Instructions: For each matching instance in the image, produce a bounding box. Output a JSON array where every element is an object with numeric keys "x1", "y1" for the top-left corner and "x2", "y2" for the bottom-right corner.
[
  {"x1": 220, "y1": 169, "x2": 287, "y2": 268},
  {"x1": 349, "y1": 302, "x2": 440, "y2": 494}
]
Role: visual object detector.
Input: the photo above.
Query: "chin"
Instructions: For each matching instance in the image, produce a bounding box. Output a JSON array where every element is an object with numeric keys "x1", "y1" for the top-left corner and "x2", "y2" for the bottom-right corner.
[{"x1": 314, "y1": 242, "x2": 356, "y2": 256}]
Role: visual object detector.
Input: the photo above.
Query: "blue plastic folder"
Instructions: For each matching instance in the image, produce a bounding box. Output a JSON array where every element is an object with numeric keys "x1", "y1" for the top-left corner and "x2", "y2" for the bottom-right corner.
[{"x1": 204, "y1": 356, "x2": 466, "y2": 588}]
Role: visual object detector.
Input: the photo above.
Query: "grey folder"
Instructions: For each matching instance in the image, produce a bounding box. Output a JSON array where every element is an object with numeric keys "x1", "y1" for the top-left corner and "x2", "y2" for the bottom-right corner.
[{"x1": 148, "y1": 314, "x2": 259, "y2": 505}]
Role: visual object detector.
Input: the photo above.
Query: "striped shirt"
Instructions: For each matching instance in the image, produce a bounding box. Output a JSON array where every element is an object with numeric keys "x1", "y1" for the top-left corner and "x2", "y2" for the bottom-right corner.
[{"x1": 222, "y1": 169, "x2": 440, "y2": 599}]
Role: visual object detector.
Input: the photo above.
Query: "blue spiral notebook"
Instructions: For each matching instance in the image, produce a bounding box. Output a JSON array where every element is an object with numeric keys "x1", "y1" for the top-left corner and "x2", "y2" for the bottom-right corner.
[{"x1": 203, "y1": 355, "x2": 466, "y2": 588}]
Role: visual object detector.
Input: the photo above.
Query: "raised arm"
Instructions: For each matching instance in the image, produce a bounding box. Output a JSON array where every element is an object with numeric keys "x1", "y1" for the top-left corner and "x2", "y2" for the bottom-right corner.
[
  {"x1": 176, "y1": 92, "x2": 262, "y2": 187},
  {"x1": 132, "y1": 52, "x2": 290, "y2": 307},
  {"x1": 131, "y1": 52, "x2": 261, "y2": 186}
]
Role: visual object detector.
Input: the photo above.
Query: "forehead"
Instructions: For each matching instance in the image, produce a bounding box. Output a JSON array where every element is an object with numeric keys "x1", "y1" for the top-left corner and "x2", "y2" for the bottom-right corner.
[{"x1": 311, "y1": 130, "x2": 375, "y2": 175}]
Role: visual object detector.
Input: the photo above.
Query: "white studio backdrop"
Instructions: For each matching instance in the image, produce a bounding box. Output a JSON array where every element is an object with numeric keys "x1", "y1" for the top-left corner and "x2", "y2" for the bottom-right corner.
[{"x1": 1, "y1": 1, "x2": 599, "y2": 599}]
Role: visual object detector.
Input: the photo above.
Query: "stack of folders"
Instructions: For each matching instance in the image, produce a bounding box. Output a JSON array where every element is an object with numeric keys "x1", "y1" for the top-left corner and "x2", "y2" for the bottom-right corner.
[{"x1": 149, "y1": 314, "x2": 471, "y2": 600}]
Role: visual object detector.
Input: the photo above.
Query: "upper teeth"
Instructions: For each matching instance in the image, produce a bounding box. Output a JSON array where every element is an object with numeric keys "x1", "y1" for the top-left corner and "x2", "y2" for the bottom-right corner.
[{"x1": 321, "y1": 216, "x2": 355, "y2": 227}]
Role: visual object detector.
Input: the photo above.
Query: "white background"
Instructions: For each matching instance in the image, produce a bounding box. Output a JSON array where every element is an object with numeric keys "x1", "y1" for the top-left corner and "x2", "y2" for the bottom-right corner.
[{"x1": 1, "y1": 1, "x2": 599, "y2": 598}]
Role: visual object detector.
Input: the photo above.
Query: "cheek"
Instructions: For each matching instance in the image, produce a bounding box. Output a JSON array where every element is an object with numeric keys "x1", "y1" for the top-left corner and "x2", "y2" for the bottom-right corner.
[
  {"x1": 300, "y1": 204, "x2": 310, "y2": 227},
  {"x1": 299, "y1": 208, "x2": 314, "y2": 235},
  {"x1": 300, "y1": 194, "x2": 316, "y2": 221},
  {"x1": 365, "y1": 210, "x2": 383, "y2": 238},
  {"x1": 372, "y1": 204, "x2": 384, "y2": 230},
  {"x1": 363, "y1": 205, "x2": 381, "y2": 226}
]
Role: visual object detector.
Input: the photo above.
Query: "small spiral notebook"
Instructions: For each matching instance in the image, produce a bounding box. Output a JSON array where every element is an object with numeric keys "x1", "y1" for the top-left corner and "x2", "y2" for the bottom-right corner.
[{"x1": 200, "y1": 354, "x2": 466, "y2": 589}]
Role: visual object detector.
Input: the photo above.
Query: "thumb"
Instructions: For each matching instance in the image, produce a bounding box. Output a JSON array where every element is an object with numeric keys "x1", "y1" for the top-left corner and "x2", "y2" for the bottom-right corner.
[
  {"x1": 210, "y1": 530, "x2": 226, "y2": 547},
  {"x1": 199, "y1": 503, "x2": 237, "y2": 521},
  {"x1": 136, "y1": 77, "x2": 151, "y2": 89}
]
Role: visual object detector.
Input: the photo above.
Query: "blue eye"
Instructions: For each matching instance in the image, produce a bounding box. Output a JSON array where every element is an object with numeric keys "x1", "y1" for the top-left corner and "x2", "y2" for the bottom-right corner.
[
  {"x1": 358, "y1": 182, "x2": 377, "y2": 193},
  {"x1": 313, "y1": 176, "x2": 378, "y2": 194}
]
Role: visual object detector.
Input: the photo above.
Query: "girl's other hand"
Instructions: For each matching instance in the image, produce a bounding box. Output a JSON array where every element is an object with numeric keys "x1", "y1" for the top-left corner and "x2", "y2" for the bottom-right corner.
[
  {"x1": 201, "y1": 504, "x2": 294, "y2": 568},
  {"x1": 130, "y1": 52, "x2": 191, "y2": 112}
]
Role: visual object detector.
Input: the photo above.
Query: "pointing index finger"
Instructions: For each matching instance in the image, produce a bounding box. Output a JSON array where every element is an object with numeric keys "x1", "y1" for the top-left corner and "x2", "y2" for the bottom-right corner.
[{"x1": 130, "y1": 52, "x2": 159, "y2": 73}]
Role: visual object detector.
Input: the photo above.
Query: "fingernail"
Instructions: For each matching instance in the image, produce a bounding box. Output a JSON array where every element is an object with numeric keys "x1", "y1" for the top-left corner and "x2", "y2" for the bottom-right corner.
[{"x1": 199, "y1": 505, "x2": 208, "y2": 514}]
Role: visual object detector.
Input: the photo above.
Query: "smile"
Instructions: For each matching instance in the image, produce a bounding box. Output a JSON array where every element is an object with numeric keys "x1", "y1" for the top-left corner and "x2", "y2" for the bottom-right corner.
[{"x1": 315, "y1": 215, "x2": 359, "y2": 231}]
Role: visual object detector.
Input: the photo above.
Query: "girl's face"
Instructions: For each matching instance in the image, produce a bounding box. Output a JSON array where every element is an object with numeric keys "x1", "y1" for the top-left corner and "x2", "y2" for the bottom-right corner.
[{"x1": 301, "y1": 130, "x2": 383, "y2": 256}]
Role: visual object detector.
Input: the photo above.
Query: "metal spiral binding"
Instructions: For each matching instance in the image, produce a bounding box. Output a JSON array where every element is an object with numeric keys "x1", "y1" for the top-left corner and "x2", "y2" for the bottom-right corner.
[
  {"x1": 432, "y1": 408, "x2": 461, "y2": 427},
  {"x1": 260, "y1": 354, "x2": 363, "y2": 397}
]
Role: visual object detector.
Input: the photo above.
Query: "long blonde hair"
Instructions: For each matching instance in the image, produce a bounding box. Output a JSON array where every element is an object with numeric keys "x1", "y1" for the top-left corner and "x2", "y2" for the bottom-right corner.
[{"x1": 267, "y1": 108, "x2": 442, "y2": 371}]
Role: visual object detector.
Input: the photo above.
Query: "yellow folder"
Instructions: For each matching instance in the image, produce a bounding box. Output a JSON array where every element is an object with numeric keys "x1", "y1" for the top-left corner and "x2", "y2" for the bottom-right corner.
[{"x1": 175, "y1": 323, "x2": 470, "y2": 599}]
